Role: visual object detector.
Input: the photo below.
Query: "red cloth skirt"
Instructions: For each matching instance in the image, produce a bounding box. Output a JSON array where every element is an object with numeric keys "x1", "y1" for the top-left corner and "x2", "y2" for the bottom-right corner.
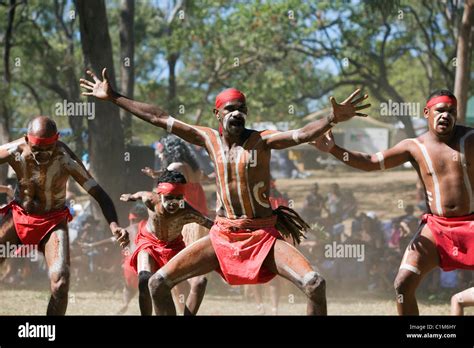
[
  {"x1": 129, "y1": 220, "x2": 186, "y2": 274},
  {"x1": 0, "y1": 201, "x2": 72, "y2": 246},
  {"x1": 209, "y1": 215, "x2": 282, "y2": 285},
  {"x1": 423, "y1": 213, "x2": 474, "y2": 271}
]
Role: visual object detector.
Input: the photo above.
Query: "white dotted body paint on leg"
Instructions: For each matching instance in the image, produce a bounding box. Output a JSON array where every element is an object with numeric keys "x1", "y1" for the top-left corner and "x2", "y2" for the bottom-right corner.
[
  {"x1": 166, "y1": 116, "x2": 175, "y2": 133},
  {"x1": 302, "y1": 271, "x2": 320, "y2": 287},
  {"x1": 156, "y1": 268, "x2": 175, "y2": 288},
  {"x1": 48, "y1": 229, "x2": 69, "y2": 278},
  {"x1": 375, "y1": 152, "x2": 385, "y2": 170},
  {"x1": 281, "y1": 265, "x2": 320, "y2": 287},
  {"x1": 399, "y1": 263, "x2": 421, "y2": 275}
]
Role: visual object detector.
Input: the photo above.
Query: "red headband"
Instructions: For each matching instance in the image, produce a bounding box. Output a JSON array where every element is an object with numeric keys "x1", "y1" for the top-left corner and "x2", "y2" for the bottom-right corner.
[
  {"x1": 215, "y1": 88, "x2": 246, "y2": 110},
  {"x1": 426, "y1": 96, "x2": 457, "y2": 109},
  {"x1": 215, "y1": 88, "x2": 246, "y2": 136},
  {"x1": 156, "y1": 183, "x2": 186, "y2": 196},
  {"x1": 27, "y1": 133, "x2": 59, "y2": 146}
]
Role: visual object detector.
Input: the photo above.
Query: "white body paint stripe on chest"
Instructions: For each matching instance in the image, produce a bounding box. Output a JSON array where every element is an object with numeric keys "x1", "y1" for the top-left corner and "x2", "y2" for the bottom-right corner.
[
  {"x1": 216, "y1": 134, "x2": 236, "y2": 218},
  {"x1": 44, "y1": 160, "x2": 61, "y2": 211},
  {"x1": 460, "y1": 130, "x2": 474, "y2": 212},
  {"x1": 234, "y1": 147, "x2": 248, "y2": 217},
  {"x1": 411, "y1": 139, "x2": 443, "y2": 216},
  {"x1": 183, "y1": 122, "x2": 234, "y2": 218}
]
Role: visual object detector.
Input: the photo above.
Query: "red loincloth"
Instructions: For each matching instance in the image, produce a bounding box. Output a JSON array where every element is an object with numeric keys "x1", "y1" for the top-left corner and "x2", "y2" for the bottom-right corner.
[
  {"x1": 184, "y1": 182, "x2": 208, "y2": 216},
  {"x1": 129, "y1": 220, "x2": 186, "y2": 274},
  {"x1": 423, "y1": 213, "x2": 474, "y2": 271},
  {"x1": 0, "y1": 201, "x2": 72, "y2": 246},
  {"x1": 209, "y1": 215, "x2": 282, "y2": 285}
]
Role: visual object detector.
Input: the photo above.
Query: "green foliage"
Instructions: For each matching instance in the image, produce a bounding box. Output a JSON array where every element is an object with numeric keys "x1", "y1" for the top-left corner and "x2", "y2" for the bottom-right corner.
[{"x1": 0, "y1": 0, "x2": 469, "y2": 145}]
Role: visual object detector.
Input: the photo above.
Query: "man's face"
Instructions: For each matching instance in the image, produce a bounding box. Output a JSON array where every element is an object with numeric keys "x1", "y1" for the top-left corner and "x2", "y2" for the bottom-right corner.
[
  {"x1": 424, "y1": 102, "x2": 457, "y2": 137},
  {"x1": 214, "y1": 100, "x2": 248, "y2": 136},
  {"x1": 26, "y1": 138, "x2": 56, "y2": 166},
  {"x1": 160, "y1": 194, "x2": 184, "y2": 214}
]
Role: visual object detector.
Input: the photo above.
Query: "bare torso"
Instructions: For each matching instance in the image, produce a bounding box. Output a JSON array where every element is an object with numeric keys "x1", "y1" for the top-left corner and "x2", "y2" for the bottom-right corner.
[
  {"x1": 146, "y1": 200, "x2": 212, "y2": 241},
  {"x1": 191, "y1": 127, "x2": 276, "y2": 219},
  {"x1": 408, "y1": 125, "x2": 474, "y2": 217},
  {"x1": 0, "y1": 138, "x2": 95, "y2": 215}
]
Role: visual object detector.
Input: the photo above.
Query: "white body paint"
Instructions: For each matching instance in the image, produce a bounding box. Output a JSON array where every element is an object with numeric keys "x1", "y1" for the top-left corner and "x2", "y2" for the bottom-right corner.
[
  {"x1": 48, "y1": 229, "x2": 68, "y2": 278},
  {"x1": 222, "y1": 111, "x2": 247, "y2": 133},
  {"x1": 253, "y1": 181, "x2": 270, "y2": 208},
  {"x1": 166, "y1": 116, "x2": 175, "y2": 133},
  {"x1": 375, "y1": 152, "x2": 385, "y2": 170},
  {"x1": 44, "y1": 159, "x2": 61, "y2": 211},
  {"x1": 411, "y1": 139, "x2": 444, "y2": 216}
]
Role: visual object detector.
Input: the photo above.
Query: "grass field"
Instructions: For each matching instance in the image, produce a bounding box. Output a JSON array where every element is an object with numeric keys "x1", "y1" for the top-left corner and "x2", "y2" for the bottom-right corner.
[{"x1": 0, "y1": 288, "x2": 472, "y2": 315}]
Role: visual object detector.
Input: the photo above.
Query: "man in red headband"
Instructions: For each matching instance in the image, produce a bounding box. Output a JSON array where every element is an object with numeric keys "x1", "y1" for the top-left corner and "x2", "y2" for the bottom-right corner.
[
  {"x1": 0, "y1": 116, "x2": 129, "y2": 315},
  {"x1": 313, "y1": 89, "x2": 474, "y2": 315},
  {"x1": 120, "y1": 170, "x2": 213, "y2": 315},
  {"x1": 81, "y1": 67, "x2": 369, "y2": 315}
]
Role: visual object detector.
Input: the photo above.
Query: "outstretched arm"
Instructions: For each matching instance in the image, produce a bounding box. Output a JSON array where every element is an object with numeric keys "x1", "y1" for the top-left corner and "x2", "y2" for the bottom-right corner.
[
  {"x1": 80, "y1": 68, "x2": 205, "y2": 147},
  {"x1": 312, "y1": 130, "x2": 413, "y2": 171},
  {"x1": 62, "y1": 144, "x2": 129, "y2": 247},
  {"x1": 120, "y1": 191, "x2": 157, "y2": 211},
  {"x1": 264, "y1": 89, "x2": 370, "y2": 149}
]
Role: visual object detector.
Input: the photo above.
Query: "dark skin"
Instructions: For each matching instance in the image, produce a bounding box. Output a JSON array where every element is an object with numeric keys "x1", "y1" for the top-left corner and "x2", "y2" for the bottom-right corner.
[
  {"x1": 0, "y1": 116, "x2": 129, "y2": 315},
  {"x1": 314, "y1": 98, "x2": 474, "y2": 315},
  {"x1": 80, "y1": 68, "x2": 370, "y2": 315},
  {"x1": 121, "y1": 190, "x2": 213, "y2": 315}
]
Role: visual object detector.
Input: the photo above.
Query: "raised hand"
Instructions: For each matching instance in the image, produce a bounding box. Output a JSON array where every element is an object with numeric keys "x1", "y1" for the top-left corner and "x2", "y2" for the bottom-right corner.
[
  {"x1": 80, "y1": 68, "x2": 113, "y2": 100},
  {"x1": 330, "y1": 89, "x2": 370, "y2": 124},
  {"x1": 311, "y1": 130, "x2": 335, "y2": 153}
]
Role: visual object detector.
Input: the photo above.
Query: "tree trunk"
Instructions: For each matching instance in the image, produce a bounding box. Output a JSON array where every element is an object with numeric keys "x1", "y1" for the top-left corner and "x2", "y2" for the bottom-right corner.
[
  {"x1": 0, "y1": 0, "x2": 17, "y2": 184},
  {"x1": 168, "y1": 52, "x2": 179, "y2": 113},
  {"x1": 119, "y1": 0, "x2": 135, "y2": 144},
  {"x1": 0, "y1": 102, "x2": 11, "y2": 184},
  {"x1": 76, "y1": 0, "x2": 127, "y2": 223},
  {"x1": 454, "y1": 0, "x2": 474, "y2": 124}
]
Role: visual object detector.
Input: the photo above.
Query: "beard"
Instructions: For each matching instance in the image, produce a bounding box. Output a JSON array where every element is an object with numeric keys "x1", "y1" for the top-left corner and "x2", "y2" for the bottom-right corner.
[{"x1": 223, "y1": 110, "x2": 247, "y2": 135}]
